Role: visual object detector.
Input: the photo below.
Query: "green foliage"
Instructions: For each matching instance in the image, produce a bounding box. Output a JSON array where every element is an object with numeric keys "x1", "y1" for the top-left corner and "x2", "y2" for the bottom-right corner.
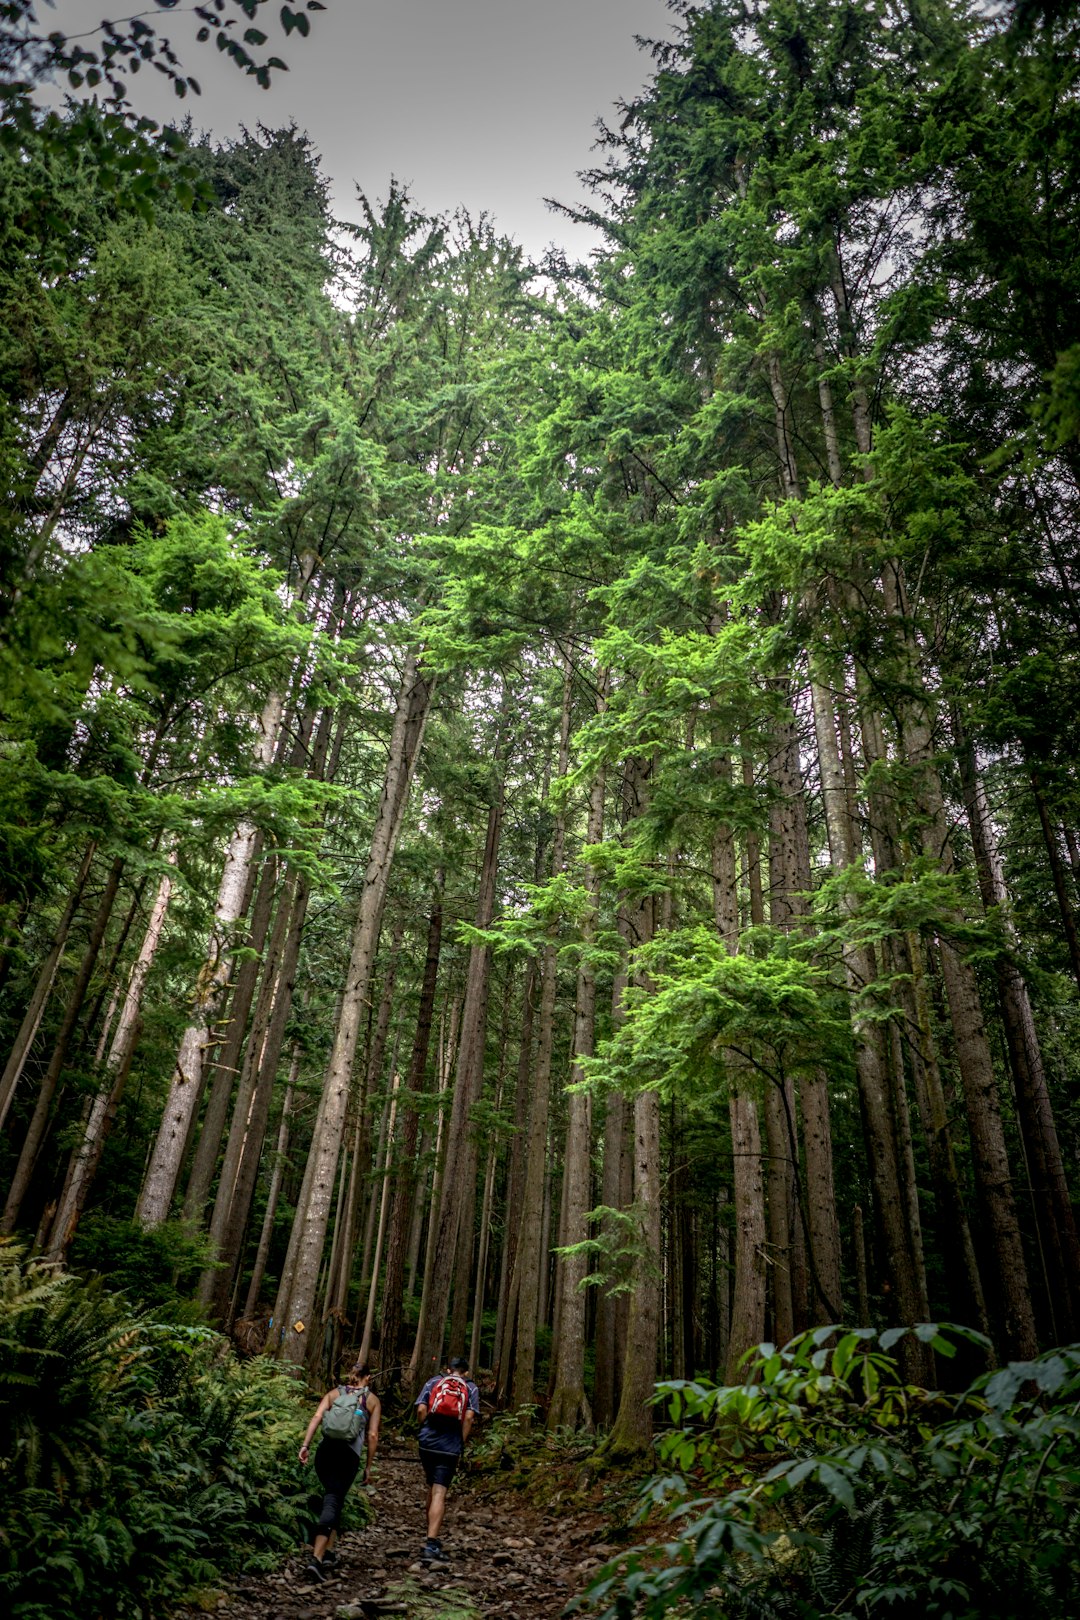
[
  {"x1": 576, "y1": 1327, "x2": 1080, "y2": 1619},
  {"x1": 585, "y1": 925, "x2": 849, "y2": 1102},
  {"x1": 0, "y1": 1240, "x2": 358, "y2": 1620},
  {"x1": 67, "y1": 1216, "x2": 216, "y2": 1321},
  {"x1": 468, "y1": 1400, "x2": 598, "y2": 1494}
]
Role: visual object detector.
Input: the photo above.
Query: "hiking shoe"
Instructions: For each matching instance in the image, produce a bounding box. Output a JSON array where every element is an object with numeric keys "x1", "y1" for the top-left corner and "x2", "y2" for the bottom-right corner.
[
  {"x1": 321, "y1": 1550, "x2": 340, "y2": 1568},
  {"x1": 422, "y1": 1540, "x2": 450, "y2": 1564},
  {"x1": 302, "y1": 1559, "x2": 327, "y2": 1583}
]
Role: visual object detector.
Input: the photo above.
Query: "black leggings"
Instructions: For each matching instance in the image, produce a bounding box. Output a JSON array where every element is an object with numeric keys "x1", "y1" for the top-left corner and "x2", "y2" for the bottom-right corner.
[{"x1": 314, "y1": 1438, "x2": 361, "y2": 1536}]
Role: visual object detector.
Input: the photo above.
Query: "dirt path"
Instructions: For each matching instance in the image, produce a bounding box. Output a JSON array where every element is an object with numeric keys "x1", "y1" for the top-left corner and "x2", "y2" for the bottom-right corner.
[{"x1": 180, "y1": 1431, "x2": 615, "y2": 1620}]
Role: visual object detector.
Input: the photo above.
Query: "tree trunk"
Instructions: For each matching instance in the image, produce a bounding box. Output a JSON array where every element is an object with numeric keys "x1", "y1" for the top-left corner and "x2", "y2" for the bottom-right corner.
[
  {"x1": 602, "y1": 919, "x2": 661, "y2": 1459},
  {"x1": 355, "y1": 928, "x2": 406, "y2": 1302},
  {"x1": 600, "y1": 754, "x2": 660, "y2": 1463},
  {"x1": 181, "y1": 851, "x2": 276, "y2": 1223},
  {"x1": 45, "y1": 858, "x2": 175, "y2": 1258},
  {"x1": 242, "y1": 1043, "x2": 298, "y2": 1320},
  {"x1": 905, "y1": 931, "x2": 991, "y2": 1336},
  {"x1": 726, "y1": 1084, "x2": 766, "y2": 1380},
  {"x1": 1030, "y1": 765, "x2": 1080, "y2": 992},
  {"x1": 3, "y1": 856, "x2": 124, "y2": 1233},
  {"x1": 408, "y1": 1014, "x2": 455, "y2": 1388},
  {"x1": 359, "y1": 1068, "x2": 401, "y2": 1365},
  {"x1": 548, "y1": 706, "x2": 606, "y2": 1430},
  {"x1": 808, "y1": 661, "x2": 930, "y2": 1357},
  {"x1": 509, "y1": 946, "x2": 559, "y2": 1410},
  {"x1": 468, "y1": 1077, "x2": 502, "y2": 1374},
  {"x1": 379, "y1": 881, "x2": 443, "y2": 1387},
  {"x1": 884, "y1": 624, "x2": 1037, "y2": 1361},
  {"x1": 278, "y1": 652, "x2": 431, "y2": 1364},
  {"x1": 202, "y1": 869, "x2": 311, "y2": 1325},
  {"x1": 138, "y1": 690, "x2": 285, "y2": 1227},
  {"x1": 957, "y1": 733, "x2": 1080, "y2": 1337},
  {"x1": 0, "y1": 842, "x2": 96, "y2": 1132},
  {"x1": 493, "y1": 960, "x2": 536, "y2": 1401},
  {"x1": 410, "y1": 711, "x2": 509, "y2": 1384}
]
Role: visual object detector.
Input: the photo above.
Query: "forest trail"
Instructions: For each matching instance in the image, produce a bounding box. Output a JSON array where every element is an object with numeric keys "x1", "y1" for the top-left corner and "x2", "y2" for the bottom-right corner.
[{"x1": 177, "y1": 1430, "x2": 610, "y2": 1620}]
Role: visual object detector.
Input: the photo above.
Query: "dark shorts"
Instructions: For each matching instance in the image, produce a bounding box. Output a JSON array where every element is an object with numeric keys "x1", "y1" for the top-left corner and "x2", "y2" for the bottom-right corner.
[{"x1": 419, "y1": 1445, "x2": 459, "y2": 1488}]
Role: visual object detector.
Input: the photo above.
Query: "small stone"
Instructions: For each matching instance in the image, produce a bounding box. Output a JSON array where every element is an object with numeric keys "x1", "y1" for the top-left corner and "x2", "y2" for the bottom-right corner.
[{"x1": 492, "y1": 1552, "x2": 513, "y2": 1566}]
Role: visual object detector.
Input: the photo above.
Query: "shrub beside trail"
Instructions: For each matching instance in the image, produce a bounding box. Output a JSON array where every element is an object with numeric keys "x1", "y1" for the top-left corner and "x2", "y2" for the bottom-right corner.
[
  {"x1": 0, "y1": 1239, "x2": 368, "y2": 1620},
  {"x1": 576, "y1": 1326, "x2": 1080, "y2": 1620}
]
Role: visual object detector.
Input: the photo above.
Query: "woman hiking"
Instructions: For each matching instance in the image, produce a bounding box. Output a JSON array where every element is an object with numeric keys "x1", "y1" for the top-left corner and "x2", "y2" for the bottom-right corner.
[{"x1": 298, "y1": 1361, "x2": 381, "y2": 1583}]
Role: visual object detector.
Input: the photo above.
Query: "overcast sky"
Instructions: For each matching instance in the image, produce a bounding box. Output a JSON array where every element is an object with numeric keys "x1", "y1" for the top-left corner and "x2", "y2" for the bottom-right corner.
[{"x1": 45, "y1": 0, "x2": 679, "y2": 258}]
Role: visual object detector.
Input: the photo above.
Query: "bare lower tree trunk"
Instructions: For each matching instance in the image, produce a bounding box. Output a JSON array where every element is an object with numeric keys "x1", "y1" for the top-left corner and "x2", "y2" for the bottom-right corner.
[
  {"x1": 1031, "y1": 766, "x2": 1080, "y2": 991},
  {"x1": 592, "y1": 1079, "x2": 629, "y2": 1428},
  {"x1": 601, "y1": 933, "x2": 661, "y2": 1460},
  {"x1": 446, "y1": 811, "x2": 508, "y2": 1356},
  {"x1": 243, "y1": 1045, "x2": 298, "y2": 1320},
  {"x1": 958, "y1": 732, "x2": 1080, "y2": 1339},
  {"x1": 45, "y1": 858, "x2": 175, "y2": 1259},
  {"x1": 202, "y1": 869, "x2": 311, "y2": 1325},
  {"x1": 359, "y1": 1069, "x2": 401, "y2": 1365},
  {"x1": 509, "y1": 948, "x2": 560, "y2": 1410},
  {"x1": 138, "y1": 691, "x2": 285, "y2": 1227},
  {"x1": 882, "y1": 617, "x2": 1036, "y2": 1361},
  {"x1": 548, "y1": 694, "x2": 606, "y2": 1430},
  {"x1": 808, "y1": 661, "x2": 930, "y2": 1362},
  {"x1": 355, "y1": 931, "x2": 406, "y2": 1300},
  {"x1": 1, "y1": 845, "x2": 92, "y2": 1123},
  {"x1": 762, "y1": 1082, "x2": 794, "y2": 1344},
  {"x1": 410, "y1": 713, "x2": 508, "y2": 1386},
  {"x1": 510, "y1": 677, "x2": 573, "y2": 1412},
  {"x1": 853, "y1": 1203, "x2": 871, "y2": 1324},
  {"x1": 379, "y1": 882, "x2": 443, "y2": 1388},
  {"x1": 182, "y1": 850, "x2": 277, "y2": 1222},
  {"x1": 493, "y1": 960, "x2": 536, "y2": 1400},
  {"x1": 766, "y1": 657, "x2": 842, "y2": 1323},
  {"x1": 904, "y1": 931, "x2": 990, "y2": 1335},
  {"x1": 408, "y1": 1031, "x2": 454, "y2": 1387},
  {"x1": 726, "y1": 1084, "x2": 766, "y2": 1380},
  {"x1": 600, "y1": 756, "x2": 660, "y2": 1464},
  {"x1": 279, "y1": 653, "x2": 431, "y2": 1365},
  {"x1": 3, "y1": 856, "x2": 124, "y2": 1233},
  {"x1": 468, "y1": 1073, "x2": 502, "y2": 1374}
]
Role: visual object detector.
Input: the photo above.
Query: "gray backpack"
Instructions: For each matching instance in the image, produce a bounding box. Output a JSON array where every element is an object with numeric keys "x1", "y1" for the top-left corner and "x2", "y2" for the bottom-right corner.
[{"x1": 322, "y1": 1386, "x2": 367, "y2": 1444}]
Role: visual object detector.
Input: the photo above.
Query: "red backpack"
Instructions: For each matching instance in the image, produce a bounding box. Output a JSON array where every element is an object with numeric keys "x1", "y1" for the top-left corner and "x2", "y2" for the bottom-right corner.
[{"x1": 427, "y1": 1373, "x2": 469, "y2": 1421}]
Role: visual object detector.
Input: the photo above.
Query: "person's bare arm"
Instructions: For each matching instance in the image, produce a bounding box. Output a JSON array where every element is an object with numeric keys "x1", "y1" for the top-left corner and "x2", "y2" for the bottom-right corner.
[
  {"x1": 298, "y1": 1389, "x2": 335, "y2": 1463},
  {"x1": 461, "y1": 1407, "x2": 476, "y2": 1445},
  {"x1": 363, "y1": 1394, "x2": 381, "y2": 1482},
  {"x1": 417, "y1": 1401, "x2": 430, "y2": 1423}
]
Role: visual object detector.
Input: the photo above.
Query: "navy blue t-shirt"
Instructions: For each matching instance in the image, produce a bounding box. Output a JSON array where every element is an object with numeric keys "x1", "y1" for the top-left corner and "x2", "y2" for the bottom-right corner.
[{"x1": 415, "y1": 1374, "x2": 480, "y2": 1456}]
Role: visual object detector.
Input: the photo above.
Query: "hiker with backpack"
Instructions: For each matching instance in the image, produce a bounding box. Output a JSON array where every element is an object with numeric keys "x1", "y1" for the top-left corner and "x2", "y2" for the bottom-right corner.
[
  {"x1": 298, "y1": 1362, "x2": 381, "y2": 1584},
  {"x1": 414, "y1": 1354, "x2": 480, "y2": 1564}
]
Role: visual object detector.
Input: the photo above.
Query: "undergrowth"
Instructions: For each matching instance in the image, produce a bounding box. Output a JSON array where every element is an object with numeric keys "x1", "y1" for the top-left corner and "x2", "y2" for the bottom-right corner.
[
  {"x1": 0, "y1": 1239, "x2": 370, "y2": 1619},
  {"x1": 574, "y1": 1324, "x2": 1080, "y2": 1619}
]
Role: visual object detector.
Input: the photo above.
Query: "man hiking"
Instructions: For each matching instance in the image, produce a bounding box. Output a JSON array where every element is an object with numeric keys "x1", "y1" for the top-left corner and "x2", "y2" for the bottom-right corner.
[
  {"x1": 414, "y1": 1354, "x2": 480, "y2": 1564},
  {"x1": 298, "y1": 1361, "x2": 380, "y2": 1583}
]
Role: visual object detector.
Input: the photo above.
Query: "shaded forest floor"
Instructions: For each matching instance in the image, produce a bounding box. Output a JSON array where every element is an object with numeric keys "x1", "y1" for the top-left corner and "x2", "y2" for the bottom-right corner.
[{"x1": 175, "y1": 1426, "x2": 625, "y2": 1620}]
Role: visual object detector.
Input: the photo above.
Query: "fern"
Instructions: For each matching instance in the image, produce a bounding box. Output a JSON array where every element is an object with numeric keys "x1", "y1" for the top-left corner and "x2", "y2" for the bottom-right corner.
[{"x1": 0, "y1": 1243, "x2": 373, "y2": 1618}]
